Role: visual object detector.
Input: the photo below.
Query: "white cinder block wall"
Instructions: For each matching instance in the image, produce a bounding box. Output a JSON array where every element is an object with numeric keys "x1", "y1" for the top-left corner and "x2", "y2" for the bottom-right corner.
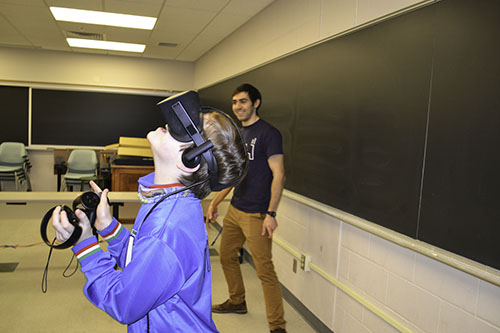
[
  {"x1": 195, "y1": 0, "x2": 500, "y2": 332},
  {"x1": 274, "y1": 194, "x2": 500, "y2": 332}
]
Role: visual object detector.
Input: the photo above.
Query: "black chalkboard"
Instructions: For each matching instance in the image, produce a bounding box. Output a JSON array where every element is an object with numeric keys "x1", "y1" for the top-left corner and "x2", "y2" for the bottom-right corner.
[
  {"x1": 201, "y1": 4, "x2": 435, "y2": 237},
  {"x1": 0, "y1": 86, "x2": 29, "y2": 145},
  {"x1": 200, "y1": 0, "x2": 500, "y2": 270},
  {"x1": 418, "y1": 0, "x2": 500, "y2": 269},
  {"x1": 31, "y1": 89, "x2": 167, "y2": 146}
]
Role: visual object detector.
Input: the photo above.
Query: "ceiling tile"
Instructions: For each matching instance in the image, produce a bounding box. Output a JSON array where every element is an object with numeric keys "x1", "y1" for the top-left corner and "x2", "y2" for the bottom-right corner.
[
  {"x1": 164, "y1": 0, "x2": 229, "y2": 12},
  {"x1": 0, "y1": 0, "x2": 275, "y2": 61},
  {"x1": 45, "y1": 0, "x2": 103, "y2": 10},
  {"x1": 0, "y1": 13, "x2": 32, "y2": 46},
  {"x1": 104, "y1": 0, "x2": 163, "y2": 16}
]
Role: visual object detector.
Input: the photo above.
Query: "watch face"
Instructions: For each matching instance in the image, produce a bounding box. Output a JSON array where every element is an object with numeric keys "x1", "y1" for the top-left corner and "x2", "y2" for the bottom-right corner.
[{"x1": 267, "y1": 211, "x2": 276, "y2": 217}]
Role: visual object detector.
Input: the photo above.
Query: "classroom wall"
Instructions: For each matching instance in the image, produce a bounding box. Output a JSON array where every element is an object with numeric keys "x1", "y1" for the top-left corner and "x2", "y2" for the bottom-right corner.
[
  {"x1": 194, "y1": 0, "x2": 427, "y2": 89},
  {"x1": 1, "y1": 46, "x2": 194, "y2": 191},
  {"x1": 195, "y1": 0, "x2": 500, "y2": 332},
  {"x1": 0, "y1": 47, "x2": 194, "y2": 92}
]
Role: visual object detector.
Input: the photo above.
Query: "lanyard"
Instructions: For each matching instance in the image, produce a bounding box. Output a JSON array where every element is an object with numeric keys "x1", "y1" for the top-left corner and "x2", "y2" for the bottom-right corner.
[
  {"x1": 123, "y1": 178, "x2": 209, "y2": 267},
  {"x1": 125, "y1": 230, "x2": 137, "y2": 266}
]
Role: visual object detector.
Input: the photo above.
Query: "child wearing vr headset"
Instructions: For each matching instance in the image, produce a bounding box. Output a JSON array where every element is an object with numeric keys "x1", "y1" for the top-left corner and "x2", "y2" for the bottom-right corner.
[{"x1": 50, "y1": 90, "x2": 248, "y2": 332}]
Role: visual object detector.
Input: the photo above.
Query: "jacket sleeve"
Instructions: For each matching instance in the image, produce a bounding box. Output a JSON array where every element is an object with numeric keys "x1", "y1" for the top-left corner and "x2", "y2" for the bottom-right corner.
[
  {"x1": 97, "y1": 218, "x2": 129, "y2": 268},
  {"x1": 72, "y1": 234, "x2": 185, "y2": 325}
]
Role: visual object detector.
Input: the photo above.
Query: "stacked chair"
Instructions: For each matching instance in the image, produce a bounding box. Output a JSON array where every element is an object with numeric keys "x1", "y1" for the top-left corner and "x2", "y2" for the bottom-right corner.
[
  {"x1": 0, "y1": 142, "x2": 32, "y2": 191},
  {"x1": 61, "y1": 149, "x2": 99, "y2": 191}
]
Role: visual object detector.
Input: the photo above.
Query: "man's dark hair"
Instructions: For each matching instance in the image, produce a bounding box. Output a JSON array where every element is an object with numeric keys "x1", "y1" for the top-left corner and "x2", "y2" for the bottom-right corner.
[
  {"x1": 179, "y1": 111, "x2": 248, "y2": 199},
  {"x1": 232, "y1": 83, "x2": 262, "y2": 111}
]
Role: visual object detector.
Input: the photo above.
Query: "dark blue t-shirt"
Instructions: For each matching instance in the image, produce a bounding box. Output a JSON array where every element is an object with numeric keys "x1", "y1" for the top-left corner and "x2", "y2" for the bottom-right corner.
[{"x1": 231, "y1": 119, "x2": 283, "y2": 213}]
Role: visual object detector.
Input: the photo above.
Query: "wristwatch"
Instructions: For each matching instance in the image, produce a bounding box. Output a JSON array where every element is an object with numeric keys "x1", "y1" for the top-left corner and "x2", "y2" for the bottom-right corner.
[{"x1": 266, "y1": 211, "x2": 277, "y2": 218}]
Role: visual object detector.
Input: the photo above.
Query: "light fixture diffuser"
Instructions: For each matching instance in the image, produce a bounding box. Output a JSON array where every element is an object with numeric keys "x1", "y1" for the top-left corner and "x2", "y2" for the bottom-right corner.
[
  {"x1": 50, "y1": 7, "x2": 157, "y2": 30},
  {"x1": 67, "y1": 38, "x2": 146, "y2": 53}
]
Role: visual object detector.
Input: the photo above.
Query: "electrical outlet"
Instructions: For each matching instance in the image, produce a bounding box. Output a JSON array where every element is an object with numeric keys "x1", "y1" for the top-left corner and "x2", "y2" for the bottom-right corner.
[
  {"x1": 300, "y1": 254, "x2": 311, "y2": 271},
  {"x1": 304, "y1": 255, "x2": 311, "y2": 271}
]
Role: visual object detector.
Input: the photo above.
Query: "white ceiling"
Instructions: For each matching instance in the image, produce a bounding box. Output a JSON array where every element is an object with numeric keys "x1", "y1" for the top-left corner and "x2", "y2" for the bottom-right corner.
[{"x1": 0, "y1": 0, "x2": 274, "y2": 62}]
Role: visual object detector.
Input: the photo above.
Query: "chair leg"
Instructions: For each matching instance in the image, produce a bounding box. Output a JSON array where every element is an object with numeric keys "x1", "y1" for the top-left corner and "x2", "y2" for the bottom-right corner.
[
  {"x1": 26, "y1": 176, "x2": 32, "y2": 192},
  {"x1": 24, "y1": 168, "x2": 32, "y2": 192}
]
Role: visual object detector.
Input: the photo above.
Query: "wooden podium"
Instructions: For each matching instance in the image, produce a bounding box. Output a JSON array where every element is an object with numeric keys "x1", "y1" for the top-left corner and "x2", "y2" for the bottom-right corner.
[
  {"x1": 111, "y1": 164, "x2": 154, "y2": 191},
  {"x1": 107, "y1": 137, "x2": 154, "y2": 192}
]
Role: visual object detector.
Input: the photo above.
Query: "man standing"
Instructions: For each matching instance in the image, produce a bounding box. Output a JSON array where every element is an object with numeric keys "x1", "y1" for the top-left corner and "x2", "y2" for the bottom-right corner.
[{"x1": 206, "y1": 83, "x2": 287, "y2": 333}]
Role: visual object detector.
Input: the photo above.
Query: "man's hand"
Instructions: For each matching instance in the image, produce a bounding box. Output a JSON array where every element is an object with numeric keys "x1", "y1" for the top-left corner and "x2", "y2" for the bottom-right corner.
[
  {"x1": 261, "y1": 215, "x2": 278, "y2": 239},
  {"x1": 205, "y1": 204, "x2": 219, "y2": 229},
  {"x1": 89, "y1": 181, "x2": 113, "y2": 231},
  {"x1": 51, "y1": 206, "x2": 93, "y2": 244}
]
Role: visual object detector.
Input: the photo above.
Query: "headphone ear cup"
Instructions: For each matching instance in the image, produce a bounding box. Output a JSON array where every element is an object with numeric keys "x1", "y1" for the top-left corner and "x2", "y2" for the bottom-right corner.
[{"x1": 182, "y1": 147, "x2": 201, "y2": 169}]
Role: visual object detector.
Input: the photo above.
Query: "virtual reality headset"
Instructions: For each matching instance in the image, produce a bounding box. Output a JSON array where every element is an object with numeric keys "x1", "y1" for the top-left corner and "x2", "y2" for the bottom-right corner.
[
  {"x1": 158, "y1": 90, "x2": 204, "y2": 143},
  {"x1": 157, "y1": 90, "x2": 247, "y2": 192}
]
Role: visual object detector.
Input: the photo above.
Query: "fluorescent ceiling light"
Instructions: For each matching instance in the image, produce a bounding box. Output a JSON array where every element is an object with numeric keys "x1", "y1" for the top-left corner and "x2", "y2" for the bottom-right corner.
[
  {"x1": 50, "y1": 7, "x2": 157, "y2": 30},
  {"x1": 67, "y1": 38, "x2": 146, "y2": 53}
]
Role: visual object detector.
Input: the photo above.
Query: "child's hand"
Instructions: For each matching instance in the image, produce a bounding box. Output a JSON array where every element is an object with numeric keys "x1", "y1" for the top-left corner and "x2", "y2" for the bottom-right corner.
[
  {"x1": 51, "y1": 206, "x2": 93, "y2": 244},
  {"x1": 90, "y1": 181, "x2": 113, "y2": 231}
]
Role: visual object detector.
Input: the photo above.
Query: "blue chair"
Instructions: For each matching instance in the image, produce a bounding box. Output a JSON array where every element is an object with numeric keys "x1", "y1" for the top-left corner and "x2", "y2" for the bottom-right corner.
[
  {"x1": 61, "y1": 149, "x2": 99, "y2": 191},
  {"x1": 0, "y1": 142, "x2": 32, "y2": 191}
]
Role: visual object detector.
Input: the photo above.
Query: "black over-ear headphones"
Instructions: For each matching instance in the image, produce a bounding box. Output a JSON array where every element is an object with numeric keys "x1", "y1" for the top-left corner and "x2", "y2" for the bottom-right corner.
[
  {"x1": 158, "y1": 90, "x2": 247, "y2": 192},
  {"x1": 170, "y1": 100, "x2": 219, "y2": 187}
]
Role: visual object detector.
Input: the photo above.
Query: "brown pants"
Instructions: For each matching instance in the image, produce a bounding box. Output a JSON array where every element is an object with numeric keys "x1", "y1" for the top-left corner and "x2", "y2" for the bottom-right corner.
[{"x1": 219, "y1": 204, "x2": 286, "y2": 330}]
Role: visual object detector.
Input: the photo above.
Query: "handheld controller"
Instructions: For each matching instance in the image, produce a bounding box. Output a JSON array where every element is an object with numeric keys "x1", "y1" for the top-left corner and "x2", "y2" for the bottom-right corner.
[{"x1": 40, "y1": 191, "x2": 101, "y2": 249}]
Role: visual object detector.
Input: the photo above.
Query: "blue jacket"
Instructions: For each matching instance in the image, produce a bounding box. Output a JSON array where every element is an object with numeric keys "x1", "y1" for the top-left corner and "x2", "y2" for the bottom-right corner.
[{"x1": 72, "y1": 173, "x2": 218, "y2": 332}]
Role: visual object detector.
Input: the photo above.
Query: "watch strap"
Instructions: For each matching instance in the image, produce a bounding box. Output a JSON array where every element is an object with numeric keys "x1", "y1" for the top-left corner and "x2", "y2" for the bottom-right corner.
[{"x1": 266, "y1": 211, "x2": 277, "y2": 218}]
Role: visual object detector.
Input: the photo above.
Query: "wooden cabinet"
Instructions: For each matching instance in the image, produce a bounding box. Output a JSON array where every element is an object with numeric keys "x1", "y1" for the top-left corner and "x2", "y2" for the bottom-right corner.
[{"x1": 111, "y1": 164, "x2": 154, "y2": 191}]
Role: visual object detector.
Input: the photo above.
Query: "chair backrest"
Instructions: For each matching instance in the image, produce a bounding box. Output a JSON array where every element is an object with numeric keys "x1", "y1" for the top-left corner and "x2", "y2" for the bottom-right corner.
[
  {"x1": 0, "y1": 142, "x2": 26, "y2": 166},
  {"x1": 67, "y1": 149, "x2": 98, "y2": 174}
]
